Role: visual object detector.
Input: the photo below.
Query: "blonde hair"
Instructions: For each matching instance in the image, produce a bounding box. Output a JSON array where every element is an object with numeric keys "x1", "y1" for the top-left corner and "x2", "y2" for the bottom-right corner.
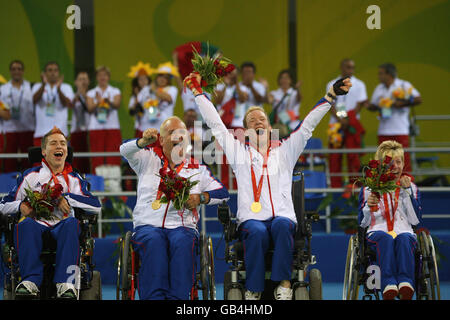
[
  {"x1": 243, "y1": 106, "x2": 268, "y2": 128},
  {"x1": 160, "y1": 116, "x2": 186, "y2": 136},
  {"x1": 375, "y1": 140, "x2": 404, "y2": 162},
  {"x1": 96, "y1": 65, "x2": 111, "y2": 77}
]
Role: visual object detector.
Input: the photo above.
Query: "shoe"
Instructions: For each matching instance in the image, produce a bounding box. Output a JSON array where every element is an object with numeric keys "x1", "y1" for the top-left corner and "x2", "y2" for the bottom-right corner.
[
  {"x1": 15, "y1": 281, "x2": 39, "y2": 297},
  {"x1": 274, "y1": 285, "x2": 293, "y2": 300},
  {"x1": 398, "y1": 282, "x2": 414, "y2": 300},
  {"x1": 56, "y1": 283, "x2": 77, "y2": 299},
  {"x1": 382, "y1": 284, "x2": 398, "y2": 300},
  {"x1": 245, "y1": 290, "x2": 261, "y2": 300}
]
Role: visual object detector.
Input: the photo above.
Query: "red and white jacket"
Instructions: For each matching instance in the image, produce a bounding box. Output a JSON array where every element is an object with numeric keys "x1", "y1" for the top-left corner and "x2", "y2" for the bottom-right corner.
[
  {"x1": 195, "y1": 94, "x2": 332, "y2": 226},
  {"x1": 120, "y1": 139, "x2": 229, "y2": 231}
]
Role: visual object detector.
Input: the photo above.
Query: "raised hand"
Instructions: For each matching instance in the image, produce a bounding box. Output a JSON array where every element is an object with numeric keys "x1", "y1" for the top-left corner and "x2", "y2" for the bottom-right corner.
[
  {"x1": 326, "y1": 77, "x2": 352, "y2": 102},
  {"x1": 183, "y1": 72, "x2": 202, "y2": 95},
  {"x1": 138, "y1": 128, "x2": 158, "y2": 147},
  {"x1": 41, "y1": 72, "x2": 48, "y2": 84}
]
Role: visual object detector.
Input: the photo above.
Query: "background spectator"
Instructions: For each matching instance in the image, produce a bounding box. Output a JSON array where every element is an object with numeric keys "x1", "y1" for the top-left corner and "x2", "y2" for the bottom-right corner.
[
  {"x1": 70, "y1": 71, "x2": 91, "y2": 173},
  {"x1": 326, "y1": 59, "x2": 368, "y2": 187},
  {"x1": 86, "y1": 65, "x2": 122, "y2": 173},
  {"x1": 32, "y1": 61, "x2": 74, "y2": 146},
  {"x1": 0, "y1": 60, "x2": 35, "y2": 172},
  {"x1": 368, "y1": 63, "x2": 422, "y2": 173}
]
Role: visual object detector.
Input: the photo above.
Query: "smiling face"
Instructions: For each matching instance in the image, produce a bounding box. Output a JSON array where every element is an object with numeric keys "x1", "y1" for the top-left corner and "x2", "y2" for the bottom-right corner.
[
  {"x1": 389, "y1": 155, "x2": 404, "y2": 180},
  {"x1": 159, "y1": 117, "x2": 190, "y2": 164},
  {"x1": 245, "y1": 108, "x2": 272, "y2": 149},
  {"x1": 96, "y1": 70, "x2": 110, "y2": 88},
  {"x1": 41, "y1": 133, "x2": 68, "y2": 172}
]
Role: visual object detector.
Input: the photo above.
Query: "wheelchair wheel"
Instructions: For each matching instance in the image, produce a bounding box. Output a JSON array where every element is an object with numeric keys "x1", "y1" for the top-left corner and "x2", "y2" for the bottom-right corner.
[
  {"x1": 294, "y1": 286, "x2": 309, "y2": 300},
  {"x1": 199, "y1": 232, "x2": 216, "y2": 300},
  {"x1": 419, "y1": 231, "x2": 440, "y2": 300},
  {"x1": 343, "y1": 235, "x2": 359, "y2": 300},
  {"x1": 308, "y1": 268, "x2": 322, "y2": 300},
  {"x1": 80, "y1": 271, "x2": 102, "y2": 300},
  {"x1": 116, "y1": 231, "x2": 136, "y2": 300}
]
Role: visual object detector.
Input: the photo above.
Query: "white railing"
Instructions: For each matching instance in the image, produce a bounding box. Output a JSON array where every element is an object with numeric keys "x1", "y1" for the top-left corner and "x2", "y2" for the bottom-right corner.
[{"x1": 1, "y1": 146, "x2": 450, "y2": 235}]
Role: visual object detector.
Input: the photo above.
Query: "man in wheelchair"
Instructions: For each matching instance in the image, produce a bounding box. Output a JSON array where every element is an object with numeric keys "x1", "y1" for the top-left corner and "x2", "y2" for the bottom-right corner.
[
  {"x1": 358, "y1": 140, "x2": 421, "y2": 300},
  {"x1": 119, "y1": 119, "x2": 229, "y2": 300},
  {"x1": 184, "y1": 72, "x2": 351, "y2": 299},
  {"x1": 0, "y1": 127, "x2": 101, "y2": 299}
]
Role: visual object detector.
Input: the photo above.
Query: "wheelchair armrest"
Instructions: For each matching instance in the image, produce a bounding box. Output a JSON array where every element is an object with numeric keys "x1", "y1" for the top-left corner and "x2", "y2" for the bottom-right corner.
[
  {"x1": 217, "y1": 201, "x2": 231, "y2": 225},
  {"x1": 74, "y1": 208, "x2": 97, "y2": 224},
  {"x1": 305, "y1": 211, "x2": 320, "y2": 222}
]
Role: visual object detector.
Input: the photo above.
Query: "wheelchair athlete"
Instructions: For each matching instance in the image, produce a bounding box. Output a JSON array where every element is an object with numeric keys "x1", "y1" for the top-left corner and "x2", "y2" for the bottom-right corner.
[
  {"x1": 0, "y1": 127, "x2": 101, "y2": 299},
  {"x1": 358, "y1": 140, "x2": 422, "y2": 300},
  {"x1": 185, "y1": 72, "x2": 351, "y2": 300},
  {"x1": 119, "y1": 120, "x2": 229, "y2": 300}
]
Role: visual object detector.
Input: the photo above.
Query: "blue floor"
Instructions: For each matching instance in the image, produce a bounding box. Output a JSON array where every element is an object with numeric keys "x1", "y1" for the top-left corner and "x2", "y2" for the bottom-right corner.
[{"x1": 100, "y1": 282, "x2": 450, "y2": 300}]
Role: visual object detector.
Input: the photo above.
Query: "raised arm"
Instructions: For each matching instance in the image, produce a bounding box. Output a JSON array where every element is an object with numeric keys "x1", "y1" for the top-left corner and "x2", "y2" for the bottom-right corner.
[
  {"x1": 282, "y1": 77, "x2": 352, "y2": 165},
  {"x1": 119, "y1": 128, "x2": 158, "y2": 173}
]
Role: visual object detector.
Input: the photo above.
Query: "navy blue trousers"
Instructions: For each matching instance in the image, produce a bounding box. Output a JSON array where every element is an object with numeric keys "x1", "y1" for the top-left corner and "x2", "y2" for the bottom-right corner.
[
  {"x1": 239, "y1": 217, "x2": 296, "y2": 292},
  {"x1": 13, "y1": 217, "x2": 80, "y2": 286},
  {"x1": 132, "y1": 225, "x2": 198, "y2": 300},
  {"x1": 367, "y1": 231, "x2": 417, "y2": 291}
]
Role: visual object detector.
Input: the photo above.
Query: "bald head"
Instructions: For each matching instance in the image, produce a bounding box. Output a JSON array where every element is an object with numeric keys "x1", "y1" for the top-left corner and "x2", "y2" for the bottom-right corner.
[
  {"x1": 159, "y1": 116, "x2": 190, "y2": 164},
  {"x1": 340, "y1": 59, "x2": 355, "y2": 78}
]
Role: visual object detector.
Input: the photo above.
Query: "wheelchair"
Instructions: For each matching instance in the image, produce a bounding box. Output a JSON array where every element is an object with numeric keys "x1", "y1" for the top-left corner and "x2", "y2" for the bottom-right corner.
[
  {"x1": 116, "y1": 230, "x2": 216, "y2": 300},
  {"x1": 219, "y1": 171, "x2": 323, "y2": 300},
  {"x1": 0, "y1": 146, "x2": 102, "y2": 300},
  {"x1": 343, "y1": 226, "x2": 441, "y2": 300}
]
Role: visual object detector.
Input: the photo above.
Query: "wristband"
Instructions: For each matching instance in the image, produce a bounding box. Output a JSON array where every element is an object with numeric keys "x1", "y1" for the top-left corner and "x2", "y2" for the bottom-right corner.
[
  {"x1": 200, "y1": 193, "x2": 206, "y2": 204},
  {"x1": 183, "y1": 74, "x2": 203, "y2": 95},
  {"x1": 327, "y1": 92, "x2": 336, "y2": 100}
]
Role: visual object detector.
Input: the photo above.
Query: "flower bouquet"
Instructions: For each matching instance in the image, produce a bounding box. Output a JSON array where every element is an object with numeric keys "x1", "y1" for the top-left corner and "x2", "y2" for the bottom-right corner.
[
  {"x1": 188, "y1": 44, "x2": 235, "y2": 94},
  {"x1": 156, "y1": 167, "x2": 199, "y2": 211},
  {"x1": 358, "y1": 156, "x2": 399, "y2": 212},
  {"x1": 24, "y1": 183, "x2": 64, "y2": 220},
  {"x1": 0, "y1": 100, "x2": 10, "y2": 111}
]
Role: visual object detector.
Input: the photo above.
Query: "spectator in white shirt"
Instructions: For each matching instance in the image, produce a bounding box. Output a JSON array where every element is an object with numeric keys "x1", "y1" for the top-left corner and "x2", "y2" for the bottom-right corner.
[
  {"x1": 86, "y1": 66, "x2": 122, "y2": 173},
  {"x1": 128, "y1": 72, "x2": 151, "y2": 138},
  {"x1": 70, "y1": 71, "x2": 91, "y2": 173},
  {"x1": 368, "y1": 63, "x2": 422, "y2": 173},
  {"x1": 268, "y1": 69, "x2": 302, "y2": 137},
  {"x1": 136, "y1": 62, "x2": 178, "y2": 133},
  {"x1": 32, "y1": 61, "x2": 74, "y2": 147},
  {"x1": 326, "y1": 59, "x2": 368, "y2": 187},
  {"x1": 0, "y1": 60, "x2": 35, "y2": 172},
  {"x1": 239, "y1": 62, "x2": 268, "y2": 108},
  {"x1": 0, "y1": 76, "x2": 11, "y2": 171}
]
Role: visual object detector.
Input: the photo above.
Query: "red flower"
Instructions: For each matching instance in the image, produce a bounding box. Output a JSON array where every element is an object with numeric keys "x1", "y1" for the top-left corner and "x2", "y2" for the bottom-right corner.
[
  {"x1": 159, "y1": 167, "x2": 167, "y2": 177},
  {"x1": 174, "y1": 180, "x2": 183, "y2": 191},
  {"x1": 168, "y1": 191, "x2": 176, "y2": 200},
  {"x1": 369, "y1": 160, "x2": 379, "y2": 168},
  {"x1": 201, "y1": 80, "x2": 208, "y2": 87},
  {"x1": 383, "y1": 156, "x2": 392, "y2": 164},
  {"x1": 215, "y1": 68, "x2": 224, "y2": 76},
  {"x1": 50, "y1": 183, "x2": 63, "y2": 199},
  {"x1": 225, "y1": 64, "x2": 235, "y2": 73},
  {"x1": 365, "y1": 169, "x2": 373, "y2": 178},
  {"x1": 167, "y1": 170, "x2": 176, "y2": 179},
  {"x1": 380, "y1": 174, "x2": 388, "y2": 183},
  {"x1": 388, "y1": 173, "x2": 397, "y2": 180},
  {"x1": 213, "y1": 59, "x2": 220, "y2": 66}
]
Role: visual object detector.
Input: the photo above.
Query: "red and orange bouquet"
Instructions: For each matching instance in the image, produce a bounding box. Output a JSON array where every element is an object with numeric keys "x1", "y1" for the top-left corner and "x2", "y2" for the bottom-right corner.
[
  {"x1": 24, "y1": 183, "x2": 64, "y2": 220},
  {"x1": 358, "y1": 156, "x2": 400, "y2": 212},
  {"x1": 156, "y1": 167, "x2": 199, "y2": 211},
  {"x1": 188, "y1": 44, "x2": 235, "y2": 94}
]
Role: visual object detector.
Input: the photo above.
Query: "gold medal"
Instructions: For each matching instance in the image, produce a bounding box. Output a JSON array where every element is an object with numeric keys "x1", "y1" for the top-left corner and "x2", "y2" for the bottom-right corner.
[
  {"x1": 251, "y1": 201, "x2": 262, "y2": 213},
  {"x1": 152, "y1": 200, "x2": 161, "y2": 210},
  {"x1": 387, "y1": 230, "x2": 397, "y2": 239}
]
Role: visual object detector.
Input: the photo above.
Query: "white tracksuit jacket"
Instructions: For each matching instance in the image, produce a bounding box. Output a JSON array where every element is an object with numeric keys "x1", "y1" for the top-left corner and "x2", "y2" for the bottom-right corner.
[
  {"x1": 0, "y1": 161, "x2": 102, "y2": 226},
  {"x1": 120, "y1": 139, "x2": 229, "y2": 230},
  {"x1": 194, "y1": 94, "x2": 332, "y2": 226}
]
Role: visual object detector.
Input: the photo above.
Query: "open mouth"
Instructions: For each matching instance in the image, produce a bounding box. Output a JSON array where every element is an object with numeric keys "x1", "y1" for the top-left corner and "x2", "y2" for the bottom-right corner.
[{"x1": 54, "y1": 151, "x2": 64, "y2": 158}]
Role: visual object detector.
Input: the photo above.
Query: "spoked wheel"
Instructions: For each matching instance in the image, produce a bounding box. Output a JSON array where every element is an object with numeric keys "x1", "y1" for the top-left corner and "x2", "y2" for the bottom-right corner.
[
  {"x1": 200, "y1": 232, "x2": 216, "y2": 300},
  {"x1": 343, "y1": 235, "x2": 360, "y2": 300},
  {"x1": 116, "y1": 231, "x2": 136, "y2": 300},
  {"x1": 419, "y1": 231, "x2": 440, "y2": 300}
]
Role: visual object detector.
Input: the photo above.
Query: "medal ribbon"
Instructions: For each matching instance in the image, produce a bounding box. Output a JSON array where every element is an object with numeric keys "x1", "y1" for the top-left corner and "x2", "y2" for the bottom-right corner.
[
  {"x1": 249, "y1": 145, "x2": 270, "y2": 205},
  {"x1": 383, "y1": 186, "x2": 400, "y2": 232}
]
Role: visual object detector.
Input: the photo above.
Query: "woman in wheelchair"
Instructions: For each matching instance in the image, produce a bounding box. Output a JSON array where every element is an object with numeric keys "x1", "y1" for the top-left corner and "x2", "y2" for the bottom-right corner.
[
  {"x1": 0, "y1": 127, "x2": 101, "y2": 299},
  {"x1": 359, "y1": 140, "x2": 421, "y2": 300}
]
